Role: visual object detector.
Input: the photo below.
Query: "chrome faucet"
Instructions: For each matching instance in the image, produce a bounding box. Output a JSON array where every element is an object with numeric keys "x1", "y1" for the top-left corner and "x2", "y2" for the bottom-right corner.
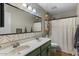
[
  {"x1": 36, "y1": 38, "x2": 39, "y2": 40},
  {"x1": 12, "y1": 42, "x2": 20, "y2": 48},
  {"x1": 36, "y1": 37, "x2": 41, "y2": 41}
]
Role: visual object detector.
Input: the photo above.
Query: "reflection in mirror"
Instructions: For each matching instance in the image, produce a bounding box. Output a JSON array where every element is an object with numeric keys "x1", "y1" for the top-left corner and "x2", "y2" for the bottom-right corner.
[
  {"x1": 0, "y1": 3, "x2": 42, "y2": 34},
  {"x1": 32, "y1": 16, "x2": 42, "y2": 32}
]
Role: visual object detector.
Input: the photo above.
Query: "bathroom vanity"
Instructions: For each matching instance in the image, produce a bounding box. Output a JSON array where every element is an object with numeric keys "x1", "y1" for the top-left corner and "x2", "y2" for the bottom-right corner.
[
  {"x1": 0, "y1": 38, "x2": 51, "y2": 56},
  {"x1": 26, "y1": 40, "x2": 51, "y2": 56}
]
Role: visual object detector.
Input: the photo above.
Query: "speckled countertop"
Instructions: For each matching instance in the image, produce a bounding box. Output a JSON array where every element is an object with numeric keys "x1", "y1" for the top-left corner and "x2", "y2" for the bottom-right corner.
[{"x1": 0, "y1": 38, "x2": 51, "y2": 56}]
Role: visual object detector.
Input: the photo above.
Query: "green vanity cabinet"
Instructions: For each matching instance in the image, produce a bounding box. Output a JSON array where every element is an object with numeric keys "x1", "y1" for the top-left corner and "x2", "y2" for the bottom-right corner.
[
  {"x1": 41, "y1": 48, "x2": 48, "y2": 56},
  {"x1": 26, "y1": 40, "x2": 51, "y2": 56},
  {"x1": 26, "y1": 48, "x2": 40, "y2": 56},
  {"x1": 40, "y1": 40, "x2": 51, "y2": 56}
]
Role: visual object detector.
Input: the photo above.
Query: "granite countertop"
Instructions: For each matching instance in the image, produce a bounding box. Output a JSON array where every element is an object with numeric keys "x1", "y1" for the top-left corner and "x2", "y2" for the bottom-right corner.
[{"x1": 0, "y1": 37, "x2": 51, "y2": 56}]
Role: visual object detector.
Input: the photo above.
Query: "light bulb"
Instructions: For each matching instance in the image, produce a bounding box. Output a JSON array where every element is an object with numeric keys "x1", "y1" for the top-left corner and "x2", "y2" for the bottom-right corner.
[
  {"x1": 28, "y1": 6, "x2": 32, "y2": 11},
  {"x1": 32, "y1": 9, "x2": 36, "y2": 13},
  {"x1": 22, "y1": 3, "x2": 27, "y2": 7}
]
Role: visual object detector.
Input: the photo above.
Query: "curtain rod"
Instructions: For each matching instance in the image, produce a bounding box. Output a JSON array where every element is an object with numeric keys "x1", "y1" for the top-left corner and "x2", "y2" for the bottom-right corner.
[{"x1": 50, "y1": 15, "x2": 77, "y2": 21}]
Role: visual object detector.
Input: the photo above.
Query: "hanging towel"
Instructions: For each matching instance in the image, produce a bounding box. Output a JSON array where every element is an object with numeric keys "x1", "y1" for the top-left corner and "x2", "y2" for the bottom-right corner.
[{"x1": 74, "y1": 25, "x2": 79, "y2": 49}]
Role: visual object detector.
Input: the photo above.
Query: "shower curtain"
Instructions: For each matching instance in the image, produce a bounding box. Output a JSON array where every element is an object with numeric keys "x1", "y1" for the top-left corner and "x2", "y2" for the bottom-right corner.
[{"x1": 49, "y1": 17, "x2": 76, "y2": 54}]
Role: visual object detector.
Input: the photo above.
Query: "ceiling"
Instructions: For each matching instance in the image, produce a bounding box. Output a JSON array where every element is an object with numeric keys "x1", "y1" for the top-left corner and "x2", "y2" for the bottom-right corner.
[{"x1": 38, "y1": 3, "x2": 77, "y2": 15}]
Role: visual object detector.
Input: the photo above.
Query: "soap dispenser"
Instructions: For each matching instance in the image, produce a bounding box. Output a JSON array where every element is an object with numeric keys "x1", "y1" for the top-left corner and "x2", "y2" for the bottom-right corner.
[{"x1": 31, "y1": 27, "x2": 33, "y2": 32}]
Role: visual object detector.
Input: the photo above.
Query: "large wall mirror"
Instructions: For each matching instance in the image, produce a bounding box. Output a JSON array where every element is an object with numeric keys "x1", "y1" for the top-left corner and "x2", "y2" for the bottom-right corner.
[{"x1": 0, "y1": 3, "x2": 42, "y2": 34}]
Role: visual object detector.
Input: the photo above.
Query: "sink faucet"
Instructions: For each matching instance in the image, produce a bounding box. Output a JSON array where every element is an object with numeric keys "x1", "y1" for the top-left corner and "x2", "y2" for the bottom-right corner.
[
  {"x1": 36, "y1": 38, "x2": 41, "y2": 42},
  {"x1": 36, "y1": 38, "x2": 39, "y2": 40},
  {"x1": 12, "y1": 42, "x2": 20, "y2": 48}
]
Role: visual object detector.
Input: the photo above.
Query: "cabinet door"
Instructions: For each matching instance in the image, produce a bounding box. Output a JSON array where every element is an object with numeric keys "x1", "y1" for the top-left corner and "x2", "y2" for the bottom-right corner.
[
  {"x1": 41, "y1": 41, "x2": 51, "y2": 56},
  {"x1": 41, "y1": 41, "x2": 51, "y2": 51},
  {"x1": 41, "y1": 49, "x2": 48, "y2": 56}
]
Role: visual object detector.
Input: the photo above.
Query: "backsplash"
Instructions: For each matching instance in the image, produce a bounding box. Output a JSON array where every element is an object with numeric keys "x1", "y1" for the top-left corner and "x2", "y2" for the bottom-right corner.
[{"x1": 0, "y1": 32, "x2": 42, "y2": 49}]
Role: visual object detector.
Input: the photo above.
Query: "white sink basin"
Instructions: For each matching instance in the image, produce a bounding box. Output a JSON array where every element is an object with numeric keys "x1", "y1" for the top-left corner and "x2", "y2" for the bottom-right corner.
[
  {"x1": 14, "y1": 45, "x2": 30, "y2": 51},
  {"x1": 0, "y1": 45, "x2": 30, "y2": 56},
  {"x1": 9, "y1": 45, "x2": 30, "y2": 55}
]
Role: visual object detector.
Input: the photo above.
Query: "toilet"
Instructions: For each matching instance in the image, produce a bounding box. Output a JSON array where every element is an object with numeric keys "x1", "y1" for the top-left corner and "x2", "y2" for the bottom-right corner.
[{"x1": 50, "y1": 43, "x2": 61, "y2": 56}]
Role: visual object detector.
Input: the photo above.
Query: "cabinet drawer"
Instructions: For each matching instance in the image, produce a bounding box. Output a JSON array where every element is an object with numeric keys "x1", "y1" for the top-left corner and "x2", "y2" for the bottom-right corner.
[
  {"x1": 41, "y1": 40, "x2": 51, "y2": 51},
  {"x1": 26, "y1": 48, "x2": 40, "y2": 56}
]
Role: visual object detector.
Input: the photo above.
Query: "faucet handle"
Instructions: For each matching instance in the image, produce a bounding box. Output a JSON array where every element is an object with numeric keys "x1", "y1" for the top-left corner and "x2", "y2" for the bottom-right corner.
[
  {"x1": 13, "y1": 42, "x2": 20, "y2": 48},
  {"x1": 0, "y1": 46, "x2": 2, "y2": 48},
  {"x1": 36, "y1": 38, "x2": 41, "y2": 42},
  {"x1": 36, "y1": 38, "x2": 39, "y2": 40},
  {"x1": 16, "y1": 42, "x2": 20, "y2": 46}
]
